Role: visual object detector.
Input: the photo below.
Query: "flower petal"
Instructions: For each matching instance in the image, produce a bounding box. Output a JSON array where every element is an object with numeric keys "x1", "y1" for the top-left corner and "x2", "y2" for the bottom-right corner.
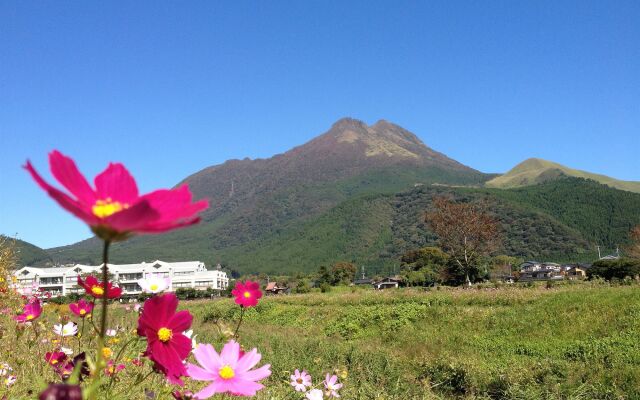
[
  {"x1": 193, "y1": 344, "x2": 223, "y2": 373},
  {"x1": 235, "y1": 348, "x2": 261, "y2": 373},
  {"x1": 185, "y1": 363, "x2": 216, "y2": 381},
  {"x1": 220, "y1": 340, "x2": 240, "y2": 368},
  {"x1": 49, "y1": 150, "x2": 96, "y2": 205},
  {"x1": 168, "y1": 310, "x2": 193, "y2": 332},
  {"x1": 193, "y1": 380, "x2": 224, "y2": 399},
  {"x1": 239, "y1": 364, "x2": 271, "y2": 382},
  {"x1": 94, "y1": 162, "x2": 139, "y2": 204},
  {"x1": 24, "y1": 161, "x2": 99, "y2": 225}
]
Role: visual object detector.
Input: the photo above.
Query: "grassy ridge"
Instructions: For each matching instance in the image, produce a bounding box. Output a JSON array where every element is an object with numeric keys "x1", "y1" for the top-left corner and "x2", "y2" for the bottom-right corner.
[
  {"x1": 188, "y1": 284, "x2": 640, "y2": 399},
  {"x1": 485, "y1": 158, "x2": 640, "y2": 193}
]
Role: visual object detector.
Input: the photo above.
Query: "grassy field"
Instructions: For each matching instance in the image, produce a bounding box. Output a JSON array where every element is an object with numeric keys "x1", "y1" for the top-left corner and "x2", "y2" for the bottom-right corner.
[
  {"x1": 1, "y1": 282, "x2": 639, "y2": 399},
  {"x1": 186, "y1": 283, "x2": 640, "y2": 399}
]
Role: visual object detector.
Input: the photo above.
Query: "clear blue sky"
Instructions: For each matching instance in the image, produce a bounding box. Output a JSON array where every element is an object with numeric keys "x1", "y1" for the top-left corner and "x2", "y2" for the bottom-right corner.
[{"x1": 1, "y1": 1, "x2": 639, "y2": 249}]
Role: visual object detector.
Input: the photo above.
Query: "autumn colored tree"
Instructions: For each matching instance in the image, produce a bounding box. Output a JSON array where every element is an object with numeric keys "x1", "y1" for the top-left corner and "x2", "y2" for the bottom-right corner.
[
  {"x1": 627, "y1": 225, "x2": 640, "y2": 260},
  {"x1": 425, "y1": 197, "x2": 501, "y2": 286}
]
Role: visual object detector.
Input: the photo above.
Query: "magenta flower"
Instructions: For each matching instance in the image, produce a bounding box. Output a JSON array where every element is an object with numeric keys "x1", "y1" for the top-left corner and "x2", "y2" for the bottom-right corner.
[
  {"x1": 137, "y1": 293, "x2": 193, "y2": 385},
  {"x1": 324, "y1": 374, "x2": 343, "y2": 398},
  {"x1": 15, "y1": 297, "x2": 42, "y2": 323},
  {"x1": 25, "y1": 151, "x2": 208, "y2": 241},
  {"x1": 231, "y1": 281, "x2": 262, "y2": 308},
  {"x1": 186, "y1": 340, "x2": 271, "y2": 398},
  {"x1": 77, "y1": 276, "x2": 122, "y2": 299},
  {"x1": 38, "y1": 383, "x2": 82, "y2": 400},
  {"x1": 105, "y1": 360, "x2": 126, "y2": 376},
  {"x1": 69, "y1": 299, "x2": 93, "y2": 318},
  {"x1": 45, "y1": 351, "x2": 67, "y2": 367},
  {"x1": 290, "y1": 369, "x2": 312, "y2": 392}
]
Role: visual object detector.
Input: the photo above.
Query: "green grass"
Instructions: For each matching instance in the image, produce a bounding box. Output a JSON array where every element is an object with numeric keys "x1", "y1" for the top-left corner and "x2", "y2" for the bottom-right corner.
[{"x1": 185, "y1": 283, "x2": 640, "y2": 399}]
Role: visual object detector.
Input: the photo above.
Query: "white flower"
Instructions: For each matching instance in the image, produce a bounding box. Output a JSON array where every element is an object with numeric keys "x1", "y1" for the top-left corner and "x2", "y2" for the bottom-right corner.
[
  {"x1": 106, "y1": 329, "x2": 117, "y2": 337},
  {"x1": 0, "y1": 363, "x2": 12, "y2": 377},
  {"x1": 134, "y1": 303, "x2": 142, "y2": 312},
  {"x1": 60, "y1": 347, "x2": 74, "y2": 355},
  {"x1": 53, "y1": 322, "x2": 78, "y2": 337},
  {"x1": 137, "y1": 274, "x2": 170, "y2": 294},
  {"x1": 183, "y1": 329, "x2": 198, "y2": 351},
  {"x1": 4, "y1": 375, "x2": 16, "y2": 387},
  {"x1": 306, "y1": 389, "x2": 324, "y2": 400}
]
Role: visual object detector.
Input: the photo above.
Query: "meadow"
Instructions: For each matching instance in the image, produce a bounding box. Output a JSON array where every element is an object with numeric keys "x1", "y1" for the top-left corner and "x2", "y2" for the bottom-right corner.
[{"x1": 4, "y1": 281, "x2": 637, "y2": 399}]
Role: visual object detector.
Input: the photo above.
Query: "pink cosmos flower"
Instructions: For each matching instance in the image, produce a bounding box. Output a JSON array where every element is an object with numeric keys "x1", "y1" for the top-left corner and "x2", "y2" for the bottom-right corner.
[
  {"x1": 137, "y1": 293, "x2": 193, "y2": 385},
  {"x1": 231, "y1": 281, "x2": 262, "y2": 308},
  {"x1": 25, "y1": 150, "x2": 208, "y2": 241},
  {"x1": 324, "y1": 374, "x2": 343, "y2": 398},
  {"x1": 69, "y1": 299, "x2": 93, "y2": 318},
  {"x1": 186, "y1": 340, "x2": 271, "y2": 398},
  {"x1": 77, "y1": 276, "x2": 122, "y2": 299},
  {"x1": 290, "y1": 369, "x2": 312, "y2": 392},
  {"x1": 14, "y1": 297, "x2": 42, "y2": 323}
]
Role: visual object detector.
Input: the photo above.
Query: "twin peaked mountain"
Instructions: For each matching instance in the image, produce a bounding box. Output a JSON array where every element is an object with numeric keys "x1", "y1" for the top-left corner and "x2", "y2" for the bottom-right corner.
[{"x1": 46, "y1": 118, "x2": 640, "y2": 274}]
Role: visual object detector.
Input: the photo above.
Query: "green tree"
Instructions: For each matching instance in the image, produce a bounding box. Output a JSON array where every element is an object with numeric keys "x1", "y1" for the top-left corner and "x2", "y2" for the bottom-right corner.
[
  {"x1": 331, "y1": 262, "x2": 357, "y2": 285},
  {"x1": 400, "y1": 247, "x2": 450, "y2": 286},
  {"x1": 588, "y1": 258, "x2": 640, "y2": 280}
]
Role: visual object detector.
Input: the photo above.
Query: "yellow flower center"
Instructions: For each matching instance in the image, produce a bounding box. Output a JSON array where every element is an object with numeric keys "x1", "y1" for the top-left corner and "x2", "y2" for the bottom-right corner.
[
  {"x1": 149, "y1": 283, "x2": 158, "y2": 291},
  {"x1": 243, "y1": 291, "x2": 251, "y2": 298},
  {"x1": 158, "y1": 327, "x2": 173, "y2": 342},
  {"x1": 51, "y1": 359, "x2": 58, "y2": 365},
  {"x1": 92, "y1": 198, "x2": 128, "y2": 219},
  {"x1": 79, "y1": 309, "x2": 86, "y2": 315},
  {"x1": 91, "y1": 286, "x2": 104, "y2": 296},
  {"x1": 296, "y1": 378, "x2": 303, "y2": 384},
  {"x1": 26, "y1": 314, "x2": 34, "y2": 320},
  {"x1": 219, "y1": 365, "x2": 235, "y2": 380}
]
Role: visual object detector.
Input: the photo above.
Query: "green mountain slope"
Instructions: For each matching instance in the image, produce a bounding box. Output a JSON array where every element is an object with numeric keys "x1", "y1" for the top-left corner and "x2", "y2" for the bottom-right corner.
[
  {"x1": 1, "y1": 235, "x2": 53, "y2": 267},
  {"x1": 486, "y1": 158, "x2": 640, "y2": 193},
  {"x1": 48, "y1": 178, "x2": 640, "y2": 275}
]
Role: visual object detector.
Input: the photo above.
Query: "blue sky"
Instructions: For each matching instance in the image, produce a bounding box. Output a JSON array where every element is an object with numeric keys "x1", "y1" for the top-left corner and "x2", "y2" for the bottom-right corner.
[{"x1": 1, "y1": 1, "x2": 639, "y2": 249}]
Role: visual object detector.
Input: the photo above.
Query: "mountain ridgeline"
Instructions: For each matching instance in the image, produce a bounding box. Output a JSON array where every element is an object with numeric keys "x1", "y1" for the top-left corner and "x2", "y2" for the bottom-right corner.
[{"x1": 44, "y1": 118, "x2": 640, "y2": 274}]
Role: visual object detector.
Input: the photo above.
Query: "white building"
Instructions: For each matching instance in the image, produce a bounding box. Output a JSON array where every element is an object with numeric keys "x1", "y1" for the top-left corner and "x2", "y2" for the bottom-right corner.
[{"x1": 12, "y1": 260, "x2": 229, "y2": 298}]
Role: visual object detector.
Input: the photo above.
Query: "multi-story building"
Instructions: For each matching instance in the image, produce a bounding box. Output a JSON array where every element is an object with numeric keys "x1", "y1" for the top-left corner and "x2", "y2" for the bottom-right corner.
[{"x1": 12, "y1": 260, "x2": 229, "y2": 298}]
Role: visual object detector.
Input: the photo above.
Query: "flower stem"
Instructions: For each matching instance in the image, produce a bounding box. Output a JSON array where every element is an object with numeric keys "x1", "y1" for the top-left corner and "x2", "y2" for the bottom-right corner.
[
  {"x1": 233, "y1": 307, "x2": 245, "y2": 338},
  {"x1": 99, "y1": 240, "x2": 111, "y2": 340}
]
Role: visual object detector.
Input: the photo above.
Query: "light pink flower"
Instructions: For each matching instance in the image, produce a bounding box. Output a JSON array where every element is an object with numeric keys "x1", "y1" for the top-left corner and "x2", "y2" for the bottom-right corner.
[
  {"x1": 186, "y1": 340, "x2": 271, "y2": 398},
  {"x1": 324, "y1": 374, "x2": 343, "y2": 398},
  {"x1": 290, "y1": 369, "x2": 312, "y2": 392}
]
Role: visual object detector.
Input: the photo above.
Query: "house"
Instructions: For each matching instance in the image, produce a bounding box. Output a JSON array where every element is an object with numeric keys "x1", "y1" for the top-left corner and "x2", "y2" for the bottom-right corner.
[
  {"x1": 353, "y1": 278, "x2": 373, "y2": 286},
  {"x1": 265, "y1": 282, "x2": 287, "y2": 295},
  {"x1": 520, "y1": 261, "x2": 542, "y2": 272},
  {"x1": 518, "y1": 269, "x2": 564, "y2": 282},
  {"x1": 11, "y1": 260, "x2": 229, "y2": 298},
  {"x1": 565, "y1": 266, "x2": 587, "y2": 280},
  {"x1": 373, "y1": 277, "x2": 401, "y2": 290}
]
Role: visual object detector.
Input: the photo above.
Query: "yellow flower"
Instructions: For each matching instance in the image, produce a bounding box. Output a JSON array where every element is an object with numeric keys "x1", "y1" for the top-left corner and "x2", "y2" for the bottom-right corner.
[{"x1": 102, "y1": 347, "x2": 113, "y2": 359}]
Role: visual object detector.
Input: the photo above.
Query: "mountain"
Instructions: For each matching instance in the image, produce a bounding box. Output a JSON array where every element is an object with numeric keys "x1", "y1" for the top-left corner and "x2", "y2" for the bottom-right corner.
[
  {"x1": 45, "y1": 119, "x2": 640, "y2": 275},
  {"x1": 486, "y1": 158, "x2": 640, "y2": 193},
  {"x1": 1, "y1": 235, "x2": 53, "y2": 267}
]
